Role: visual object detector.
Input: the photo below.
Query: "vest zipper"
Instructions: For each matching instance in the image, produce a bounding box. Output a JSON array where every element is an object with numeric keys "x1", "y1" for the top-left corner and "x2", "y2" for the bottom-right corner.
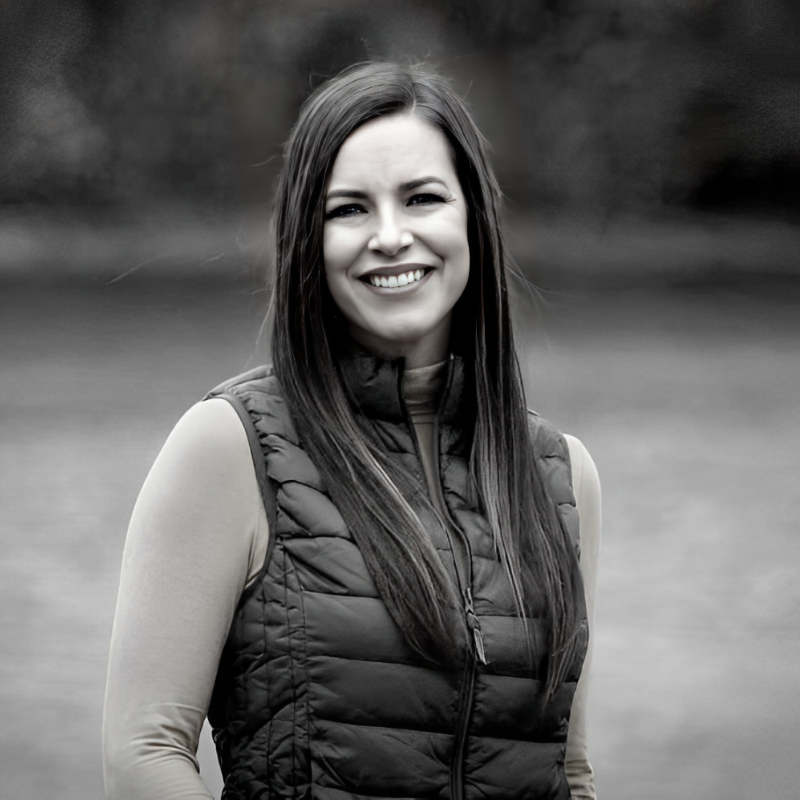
[
  {"x1": 426, "y1": 419, "x2": 487, "y2": 800},
  {"x1": 450, "y1": 656, "x2": 476, "y2": 800},
  {"x1": 399, "y1": 358, "x2": 486, "y2": 799},
  {"x1": 425, "y1": 417, "x2": 487, "y2": 662},
  {"x1": 450, "y1": 587, "x2": 487, "y2": 800}
]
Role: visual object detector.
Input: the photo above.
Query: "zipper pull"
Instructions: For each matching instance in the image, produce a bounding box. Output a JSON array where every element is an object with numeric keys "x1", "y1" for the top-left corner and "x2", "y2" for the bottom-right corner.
[
  {"x1": 465, "y1": 587, "x2": 488, "y2": 665},
  {"x1": 471, "y1": 624, "x2": 487, "y2": 666}
]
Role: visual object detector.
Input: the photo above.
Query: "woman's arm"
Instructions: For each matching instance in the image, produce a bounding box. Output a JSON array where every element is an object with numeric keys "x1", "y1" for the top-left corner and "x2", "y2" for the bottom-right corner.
[
  {"x1": 563, "y1": 434, "x2": 602, "y2": 799},
  {"x1": 103, "y1": 399, "x2": 268, "y2": 799}
]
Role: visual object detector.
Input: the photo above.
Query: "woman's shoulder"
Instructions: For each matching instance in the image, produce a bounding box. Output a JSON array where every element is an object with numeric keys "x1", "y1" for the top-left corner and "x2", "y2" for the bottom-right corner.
[
  {"x1": 163, "y1": 397, "x2": 251, "y2": 465},
  {"x1": 562, "y1": 434, "x2": 601, "y2": 506},
  {"x1": 204, "y1": 365, "x2": 299, "y2": 445},
  {"x1": 141, "y1": 398, "x2": 260, "y2": 514},
  {"x1": 562, "y1": 435, "x2": 601, "y2": 578},
  {"x1": 205, "y1": 364, "x2": 280, "y2": 402}
]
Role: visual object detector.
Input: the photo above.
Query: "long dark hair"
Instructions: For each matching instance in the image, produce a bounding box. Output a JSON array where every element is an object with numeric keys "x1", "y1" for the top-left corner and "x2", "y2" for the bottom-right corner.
[{"x1": 272, "y1": 62, "x2": 584, "y2": 695}]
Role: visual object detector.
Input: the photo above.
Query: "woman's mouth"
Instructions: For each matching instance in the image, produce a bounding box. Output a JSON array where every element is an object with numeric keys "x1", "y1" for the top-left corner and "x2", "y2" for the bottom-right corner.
[{"x1": 361, "y1": 267, "x2": 432, "y2": 290}]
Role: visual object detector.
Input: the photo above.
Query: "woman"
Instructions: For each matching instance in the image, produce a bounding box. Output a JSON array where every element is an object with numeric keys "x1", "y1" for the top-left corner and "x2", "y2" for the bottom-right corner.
[{"x1": 103, "y1": 62, "x2": 601, "y2": 799}]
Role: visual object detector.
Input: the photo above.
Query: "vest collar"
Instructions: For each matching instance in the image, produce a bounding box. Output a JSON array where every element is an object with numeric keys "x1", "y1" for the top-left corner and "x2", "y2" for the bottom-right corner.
[{"x1": 337, "y1": 348, "x2": 467, "y2": 426}]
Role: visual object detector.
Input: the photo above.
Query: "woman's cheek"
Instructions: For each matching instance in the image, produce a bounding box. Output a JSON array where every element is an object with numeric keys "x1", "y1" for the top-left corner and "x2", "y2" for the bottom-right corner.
[
  {"x1": 419, "y1": 214, "x2": 467, "y2": 256},
  {"x1": 324, "y1": 227, "x2": 360, "y2": 274}
]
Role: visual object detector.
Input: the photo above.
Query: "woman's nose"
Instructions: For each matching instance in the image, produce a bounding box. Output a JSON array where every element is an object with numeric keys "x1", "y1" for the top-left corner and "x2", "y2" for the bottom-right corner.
[{"x1": 368, "y1": 210, "x2": 413, "y2": 256}]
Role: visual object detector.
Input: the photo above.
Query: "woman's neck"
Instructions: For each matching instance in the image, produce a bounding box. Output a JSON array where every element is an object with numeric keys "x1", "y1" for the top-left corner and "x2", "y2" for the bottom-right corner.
[{"x1": 346, "y1": 314, "x2": 452, "y2": 369}]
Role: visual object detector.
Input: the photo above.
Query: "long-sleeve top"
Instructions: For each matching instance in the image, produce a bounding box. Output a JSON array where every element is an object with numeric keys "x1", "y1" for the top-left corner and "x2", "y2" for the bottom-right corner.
[{"x1": 103, "y1": 363, "x2": 602, "y2": 799}]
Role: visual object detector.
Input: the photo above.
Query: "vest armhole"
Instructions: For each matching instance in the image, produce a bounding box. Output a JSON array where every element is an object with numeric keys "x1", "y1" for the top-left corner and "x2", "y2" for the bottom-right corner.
[
  {"x1": 526, "y1": 409, "x2": 581, "y2": 557},
  {"x1": 210, "y1": 392, "x2": 278, "y2": 590}
]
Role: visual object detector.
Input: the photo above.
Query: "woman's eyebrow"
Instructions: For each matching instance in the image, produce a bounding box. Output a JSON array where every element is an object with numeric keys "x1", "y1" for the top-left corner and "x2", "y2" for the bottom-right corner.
[
  {"x1": 326, "y1": 176, "x2": 448, "y2": 202},
  {"x1": 400, "y1": 176, "x2": 447, "y2": 191},
  {"x1": 326, "y1": 188, "x2": 368, "y2": 201}
]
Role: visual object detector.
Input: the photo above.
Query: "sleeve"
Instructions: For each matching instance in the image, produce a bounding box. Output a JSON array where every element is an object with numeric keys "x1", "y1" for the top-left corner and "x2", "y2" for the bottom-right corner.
[
  {"x1": 102, "y1": 398, "x2": 269, "y2": 799},
  {"x1": 563, "y1": 434, "x2": 602, "y2": 799}
]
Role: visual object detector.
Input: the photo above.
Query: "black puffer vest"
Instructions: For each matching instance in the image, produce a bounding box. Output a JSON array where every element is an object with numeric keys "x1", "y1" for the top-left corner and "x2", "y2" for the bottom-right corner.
[{"x1": 206, "y1": 355, "x2": 587, "y2": 800}]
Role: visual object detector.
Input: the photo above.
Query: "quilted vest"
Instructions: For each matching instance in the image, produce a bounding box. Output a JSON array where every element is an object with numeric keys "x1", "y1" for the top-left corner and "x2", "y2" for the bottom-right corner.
[{"x1": 206, "y1": 354, "x2": 588, "y2": 800}]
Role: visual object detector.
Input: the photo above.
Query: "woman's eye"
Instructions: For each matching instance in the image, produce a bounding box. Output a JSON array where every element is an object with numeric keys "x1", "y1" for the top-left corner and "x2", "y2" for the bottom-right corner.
[
  {"x1": 325, "y1": 204, "x2": 365, "y2": 220},
  {"x1": 408, "y1": 193, "x2": 446, "y2": 207}
]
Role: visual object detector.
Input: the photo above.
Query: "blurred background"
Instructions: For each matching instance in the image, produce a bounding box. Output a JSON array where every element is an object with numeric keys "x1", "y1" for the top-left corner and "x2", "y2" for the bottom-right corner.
[{"x1": 1, "y1": 1, "x2": 799, "y2": 798}]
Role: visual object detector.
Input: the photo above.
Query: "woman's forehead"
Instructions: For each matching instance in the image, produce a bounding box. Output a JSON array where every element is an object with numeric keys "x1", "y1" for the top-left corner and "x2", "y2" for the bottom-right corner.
[{"x1": 328, "y1": 115, "x2": 458, "y2": 193}]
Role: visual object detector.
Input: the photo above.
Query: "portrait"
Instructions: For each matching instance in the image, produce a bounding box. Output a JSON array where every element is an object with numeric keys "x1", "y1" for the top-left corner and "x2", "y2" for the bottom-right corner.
[{"x1": 1, "y1": 3, "x2": 798, "y2": 799}]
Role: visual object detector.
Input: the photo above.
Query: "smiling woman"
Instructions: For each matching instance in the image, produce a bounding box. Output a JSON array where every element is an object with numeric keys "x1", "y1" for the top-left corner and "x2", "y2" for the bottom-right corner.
[
  {"x1": 323, "y1": 114, "x2": 470, "y2": 365},
  {"x1": 103, "y1": 62, "x2": 601, "y2": 800}
]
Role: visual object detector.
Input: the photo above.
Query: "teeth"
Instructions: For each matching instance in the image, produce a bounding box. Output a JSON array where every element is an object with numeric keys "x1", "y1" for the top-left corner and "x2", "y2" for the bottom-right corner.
[{"x1": 368, "y1": 269, "x2": 427, "y2": 288}]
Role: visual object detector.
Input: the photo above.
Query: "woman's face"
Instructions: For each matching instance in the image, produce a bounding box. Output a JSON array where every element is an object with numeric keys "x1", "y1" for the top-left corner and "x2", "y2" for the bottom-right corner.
[{"x1": 323, "y1": 114, "x2": 470, "y2": 367}]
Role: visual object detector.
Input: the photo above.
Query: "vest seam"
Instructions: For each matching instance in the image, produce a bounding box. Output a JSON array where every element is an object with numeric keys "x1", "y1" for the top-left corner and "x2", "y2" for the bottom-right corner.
[
  {"x1": 262, "y1": 559, "x2": 272, "y2": 799},
  {"x1": 309, "y1": 716, "x2": 577, "y2": 743},
  {"x1": 285, "y1": 549, "x2": 313, "y2": 797},
  {"x1": 300, "y1": 653, "x2": 444, "y2": 668},
  {"x1": 212, "y1": 388, "x2": 280, "y2": 612},
  {"x1": 299, "y1": 566, "x2": 313, "y2": 800},
  {"x1": 281, "y1": 547, "x2": 301, "y2": 797},
  {"x1": 296, "y1": 589, "x2": 380, "y2": 599},
  {"x1": 311, "y1": 717, "x2": 459, "y2": 736}
]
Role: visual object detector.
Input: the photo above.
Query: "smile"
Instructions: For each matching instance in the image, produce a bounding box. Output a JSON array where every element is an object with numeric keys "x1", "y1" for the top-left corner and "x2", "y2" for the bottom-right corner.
[{"x1": 361, "y1": 267, "x2": 432, "y2": 290}]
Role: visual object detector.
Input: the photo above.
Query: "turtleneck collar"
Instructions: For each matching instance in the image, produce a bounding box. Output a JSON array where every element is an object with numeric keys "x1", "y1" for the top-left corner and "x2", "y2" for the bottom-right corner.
[{"x1": 402, "y1": 361, "x2": 448, "y2": 419}]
